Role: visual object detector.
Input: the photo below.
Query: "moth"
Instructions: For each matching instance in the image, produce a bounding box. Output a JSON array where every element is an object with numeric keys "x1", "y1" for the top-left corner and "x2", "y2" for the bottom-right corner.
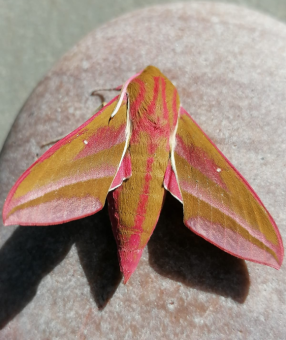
[{"x1": 3, "y1": 66, "x2": 284, "y2": 283}]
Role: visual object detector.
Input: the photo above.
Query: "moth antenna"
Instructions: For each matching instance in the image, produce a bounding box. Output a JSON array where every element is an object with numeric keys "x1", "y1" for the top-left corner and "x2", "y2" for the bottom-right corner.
[{"x1": 90, "y1": 88, "x2": 120, "y2": 96}]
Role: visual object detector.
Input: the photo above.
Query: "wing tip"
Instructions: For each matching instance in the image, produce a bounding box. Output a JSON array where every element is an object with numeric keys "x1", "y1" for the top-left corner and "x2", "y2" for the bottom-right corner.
[
  {"x1": 184, "y1": 218, "x2": 284, "y2": 270},
  {"x1": 2, "y1": 201, "x2": 10, "y2": 226},
  {"x1": 3, "y1": 218, "x2": 11, "y2": 227}
]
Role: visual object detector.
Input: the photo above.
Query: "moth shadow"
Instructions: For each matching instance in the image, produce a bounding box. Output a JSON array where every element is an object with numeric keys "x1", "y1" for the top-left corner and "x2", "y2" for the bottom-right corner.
[
  {"x1": 75, "y1": 205, "x2": 122, "y2": 310},
  {"x1": 148, "y1": 194, "x2": 250, "y2": 303},
  {"x1": 0, "y1": 206, "x2": 121, "y2": 329},
  {"x1": 0, "y1": 223, "x2": 75, "y2": 329}
]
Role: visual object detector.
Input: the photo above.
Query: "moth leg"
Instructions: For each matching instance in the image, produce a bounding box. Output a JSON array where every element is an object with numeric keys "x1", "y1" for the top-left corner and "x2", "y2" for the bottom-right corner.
[{"x1": 41, "y1": 135, "x2": 68, "y2": 148}]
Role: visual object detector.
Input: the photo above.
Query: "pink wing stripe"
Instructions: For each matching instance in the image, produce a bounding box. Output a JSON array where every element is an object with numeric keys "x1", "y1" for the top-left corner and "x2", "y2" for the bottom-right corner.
[
  {"x1": 163, "y1": 161, "x2": 183, "y2": 202},
  {"x1": 4, "y1": 196, "x2": 102, "y2": 226},
  {"x1": 7, "y1": 165, "x2": 117, "y2": 212},
  {"x1": 180, "y1": 179, "x2": 281, "y2": 258},
  {"x1": 75, "y1": 124, "x2": 126, "y2": 159},
  {"x1": 175, "y1": 135, "x2": 227, "y2": 190},
  {"x1": 186, "y1": 217, "x2": 280, "y2": 269},
  {"x1": 109, "y1": 152, "x2": 132, "y2": 191}
]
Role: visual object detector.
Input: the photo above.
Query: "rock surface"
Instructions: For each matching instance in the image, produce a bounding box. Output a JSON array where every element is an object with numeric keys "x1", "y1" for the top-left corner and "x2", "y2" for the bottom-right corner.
[{"x1": 0, "y1": 2, "x2": 285, "y2": 339}]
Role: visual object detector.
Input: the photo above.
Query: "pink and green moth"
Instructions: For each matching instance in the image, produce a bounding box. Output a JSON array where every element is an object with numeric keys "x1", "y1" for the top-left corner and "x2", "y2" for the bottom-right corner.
[{"x1": 2, "y1": 66, "x2": 284, "y2": 283}]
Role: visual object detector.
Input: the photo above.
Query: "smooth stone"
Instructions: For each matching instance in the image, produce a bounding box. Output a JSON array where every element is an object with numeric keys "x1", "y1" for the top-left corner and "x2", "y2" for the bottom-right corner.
[{"x1": 0, "y1": 2, "x2": 285, "y2": 339}]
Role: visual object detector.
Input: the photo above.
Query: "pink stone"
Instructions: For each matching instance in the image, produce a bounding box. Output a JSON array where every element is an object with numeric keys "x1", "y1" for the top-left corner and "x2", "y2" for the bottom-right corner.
[{"x1": 0, "y1": 3, "x2": 286, "y2": 339}]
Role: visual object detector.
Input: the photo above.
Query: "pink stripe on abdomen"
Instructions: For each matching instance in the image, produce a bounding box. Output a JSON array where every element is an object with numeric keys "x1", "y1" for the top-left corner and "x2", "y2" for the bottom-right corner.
[{"x1": 134, "y1": 157, "x2": 154, "y2": 224}]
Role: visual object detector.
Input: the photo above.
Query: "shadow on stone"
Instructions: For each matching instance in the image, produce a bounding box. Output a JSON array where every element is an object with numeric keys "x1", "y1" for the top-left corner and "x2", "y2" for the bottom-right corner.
[
  {"x1": 148, "y1": 193, "x2": 250, "y2": 303},
  {"x1": 0, "y1": 207, "x2": 121, "y2": 329},
  {"x1": 75, "y1": 206, "x2": 122, "y2": 310},
  {"x1": 0, "y1": 223, "x2": 75, "y2": 329}
]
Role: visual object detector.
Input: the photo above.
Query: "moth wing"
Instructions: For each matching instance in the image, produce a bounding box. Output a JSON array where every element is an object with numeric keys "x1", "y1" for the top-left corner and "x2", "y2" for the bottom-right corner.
[
  {"x1": 3, "y1": 96, "x2": 131, "y2": 226},
  {"x1": 169, "y1": 106, "x2": 283, "y2": 269}
]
